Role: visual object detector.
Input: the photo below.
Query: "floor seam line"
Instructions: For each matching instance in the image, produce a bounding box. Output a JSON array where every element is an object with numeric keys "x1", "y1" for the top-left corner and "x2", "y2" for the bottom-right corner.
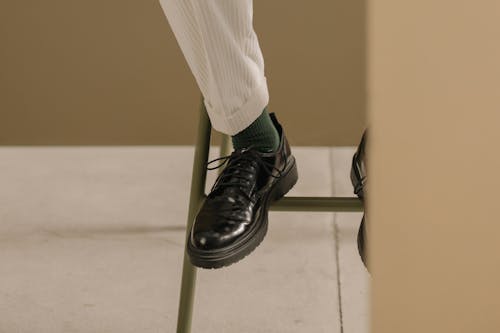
[{"x1": 330, "y1": 148, "x2": 344, "y2": 333}]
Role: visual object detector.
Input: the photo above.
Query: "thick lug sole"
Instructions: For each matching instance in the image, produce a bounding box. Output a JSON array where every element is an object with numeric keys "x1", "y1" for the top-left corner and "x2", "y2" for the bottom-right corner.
[{"x1": 187, "y1": 157, "x2": 298, "y2": 269}]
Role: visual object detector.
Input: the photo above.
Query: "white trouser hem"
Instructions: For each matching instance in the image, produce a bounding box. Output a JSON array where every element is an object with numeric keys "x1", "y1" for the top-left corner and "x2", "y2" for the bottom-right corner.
[{"x1": 204, "y1": 76, "x2": 269, "y2": 136}]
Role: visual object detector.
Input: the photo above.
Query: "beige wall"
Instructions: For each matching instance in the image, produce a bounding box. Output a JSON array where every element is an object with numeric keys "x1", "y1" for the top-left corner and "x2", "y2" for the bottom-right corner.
[
  {"x1": 0, "y1": 1, "x2": 366, "y2": 146},
  {"x1": 369, "y1": 0, "x2": 500, "y2": 332}
]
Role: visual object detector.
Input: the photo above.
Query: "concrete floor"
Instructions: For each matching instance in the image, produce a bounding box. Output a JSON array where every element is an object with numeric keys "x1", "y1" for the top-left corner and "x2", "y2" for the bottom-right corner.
[{"x1": 0, "y1": 146, "x2": 369, "y2": 333}]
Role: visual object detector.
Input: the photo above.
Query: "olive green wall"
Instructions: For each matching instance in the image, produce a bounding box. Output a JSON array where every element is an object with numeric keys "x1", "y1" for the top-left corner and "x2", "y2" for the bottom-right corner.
[{"x1": 0, "y1": 1, "x2": 366, "y2": 145}]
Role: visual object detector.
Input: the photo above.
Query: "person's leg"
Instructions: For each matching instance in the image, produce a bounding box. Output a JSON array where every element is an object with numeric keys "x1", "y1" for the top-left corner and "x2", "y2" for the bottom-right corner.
[
  {"x1": 158, "y1": 0, "x2": 278, "y2": 151},
  {"x1": 159, "y1": 0, "x2": 297, "y2": 268}
]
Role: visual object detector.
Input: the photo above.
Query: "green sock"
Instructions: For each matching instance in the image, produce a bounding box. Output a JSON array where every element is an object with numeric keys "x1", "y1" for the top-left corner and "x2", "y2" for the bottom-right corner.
[{"x1": 232, "y1": 107, "x2": 280, "y2": 152}]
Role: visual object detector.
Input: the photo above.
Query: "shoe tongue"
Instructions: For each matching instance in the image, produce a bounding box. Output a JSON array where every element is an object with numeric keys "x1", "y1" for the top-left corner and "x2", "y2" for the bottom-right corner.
[
  {"x1": 211, "y1": 147, "x2": 280, "y2": 200},
  {"x1": 213, "y1": 156, "x2": 259, "y2": 198},
  {"x1": 237, "y1": 149, "x2": 278, "y2": 190},
  {"x1": 229, "y1": 167, "x2": 257, "y2": 197}
]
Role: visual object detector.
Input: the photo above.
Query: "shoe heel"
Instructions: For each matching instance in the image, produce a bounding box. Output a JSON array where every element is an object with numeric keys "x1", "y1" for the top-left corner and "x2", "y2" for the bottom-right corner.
[{"x1": 272, "y1": 159, "x2": 298, "y2": 201}]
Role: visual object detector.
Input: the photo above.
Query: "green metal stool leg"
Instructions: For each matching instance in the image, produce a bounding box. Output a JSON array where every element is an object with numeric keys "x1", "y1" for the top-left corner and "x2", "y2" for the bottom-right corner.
[
  {"x1": 219, "y1": 134, "x2": 232, "y2": 160},
  {"x1": 176, "y1": 98, "x2": 211, "y2": 333}
]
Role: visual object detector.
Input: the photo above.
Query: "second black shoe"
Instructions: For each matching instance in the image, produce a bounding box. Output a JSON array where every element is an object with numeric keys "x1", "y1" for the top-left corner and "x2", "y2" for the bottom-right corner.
[
  {"x1": 187, "y1": 113, "x2": 298, "y2": 269},
  {"x1": 351, "y1": 129, "x2": 368, "y2": 269}
]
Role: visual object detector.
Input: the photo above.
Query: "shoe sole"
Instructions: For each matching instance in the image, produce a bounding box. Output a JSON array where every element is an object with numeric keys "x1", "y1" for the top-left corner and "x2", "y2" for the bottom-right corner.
[{"x1": 187, "y1": 156, "x2": 298, "y2": 269}]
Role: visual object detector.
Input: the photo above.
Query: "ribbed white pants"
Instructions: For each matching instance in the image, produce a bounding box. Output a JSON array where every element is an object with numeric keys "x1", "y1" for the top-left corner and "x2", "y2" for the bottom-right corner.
[{"x1": 158, "y1": 0, "x2": 268, "y2": 135}]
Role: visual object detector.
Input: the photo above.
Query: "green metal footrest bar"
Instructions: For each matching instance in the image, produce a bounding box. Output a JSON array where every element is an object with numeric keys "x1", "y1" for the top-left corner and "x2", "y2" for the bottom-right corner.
[
  {"x1": 271, "y1": 196, "x2": 362, "y2": 212},
  {"x1": 197, "y1": 195, "x2": 363, "y2": 212},
  {"x1": 176, "y1": 97, "x2": 364, "y2": 333}
]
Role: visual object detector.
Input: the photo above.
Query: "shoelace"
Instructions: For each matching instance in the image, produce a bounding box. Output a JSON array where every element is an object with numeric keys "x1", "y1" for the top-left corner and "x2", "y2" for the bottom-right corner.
[{"x1": 206, "y1": 146, "x2": 286, "y2": 202}]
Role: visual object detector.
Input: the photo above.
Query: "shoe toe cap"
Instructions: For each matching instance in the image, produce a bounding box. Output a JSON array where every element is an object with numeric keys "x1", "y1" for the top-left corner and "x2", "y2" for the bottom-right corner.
[
  {"x1": 191, "y1": 222, "x2": 247, "y2": 250},
  {"x1": 192, "y1": 231, "x2": 222, "y2": 249}
]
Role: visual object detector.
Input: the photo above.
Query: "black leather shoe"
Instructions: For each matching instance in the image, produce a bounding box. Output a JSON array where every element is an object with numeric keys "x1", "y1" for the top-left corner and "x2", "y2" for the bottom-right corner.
[
  {"x1": 187, "y1": 113, "x2": 298, "y2": 269},
  {"x1": 350, "y1": 129, "x2": 368, "y2": 268}
]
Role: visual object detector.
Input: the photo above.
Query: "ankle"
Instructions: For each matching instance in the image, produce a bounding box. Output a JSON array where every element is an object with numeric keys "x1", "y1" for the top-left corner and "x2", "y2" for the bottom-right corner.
[{"x1": 231, "y1": 107, "x2": 280, "y2": 152}]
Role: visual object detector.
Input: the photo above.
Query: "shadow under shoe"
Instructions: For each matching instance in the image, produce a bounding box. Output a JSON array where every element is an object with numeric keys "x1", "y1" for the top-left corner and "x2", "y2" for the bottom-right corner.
[{"x1": 187, "y1": 113, "x2": 298, "y2": 269}]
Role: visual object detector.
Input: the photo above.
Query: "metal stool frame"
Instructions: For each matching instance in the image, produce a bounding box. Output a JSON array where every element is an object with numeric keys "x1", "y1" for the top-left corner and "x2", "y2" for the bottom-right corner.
[{"x1": 176, "y1": 98, "x2": 363, "y2": 332}]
